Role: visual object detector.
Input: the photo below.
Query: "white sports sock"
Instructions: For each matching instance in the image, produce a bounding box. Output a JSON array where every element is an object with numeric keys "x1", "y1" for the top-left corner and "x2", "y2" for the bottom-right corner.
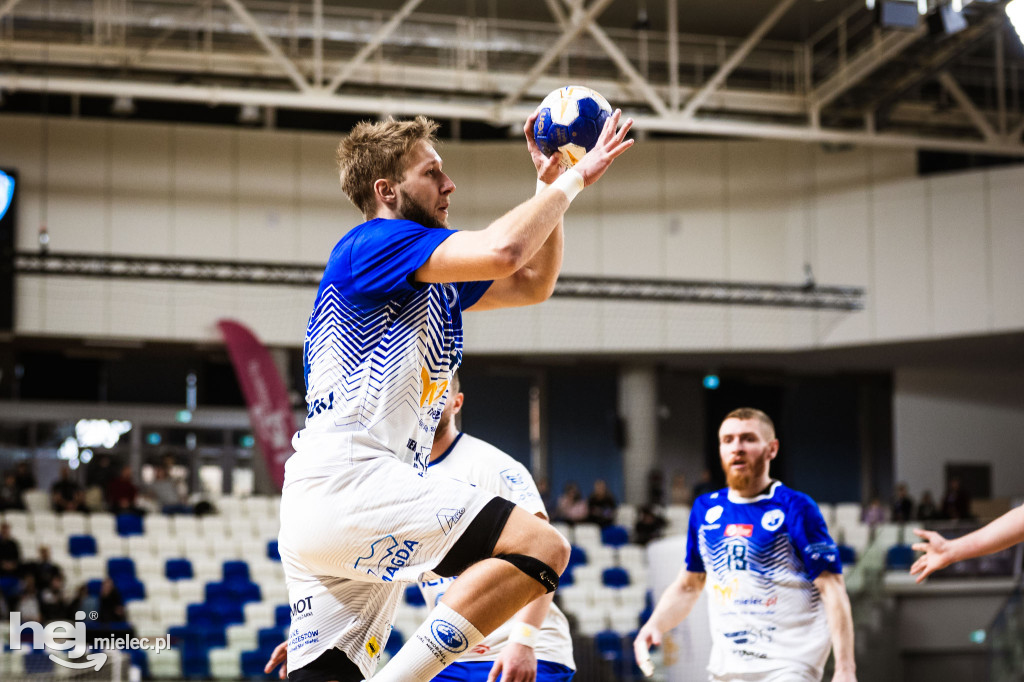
[{"x1": 371, "y1": 602, "x2": 483, "y2": 681}]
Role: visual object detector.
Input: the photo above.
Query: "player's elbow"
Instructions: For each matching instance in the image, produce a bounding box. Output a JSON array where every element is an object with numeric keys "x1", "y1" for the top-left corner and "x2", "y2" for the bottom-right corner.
[{"x1": 491, "y1": 240, "x2": 528, "y2": 277}]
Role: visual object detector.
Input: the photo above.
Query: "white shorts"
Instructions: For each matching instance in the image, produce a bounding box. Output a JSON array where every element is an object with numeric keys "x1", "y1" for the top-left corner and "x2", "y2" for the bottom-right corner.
[{"x1": 279, "y1": 441, "x2": 497, "y2": 679}]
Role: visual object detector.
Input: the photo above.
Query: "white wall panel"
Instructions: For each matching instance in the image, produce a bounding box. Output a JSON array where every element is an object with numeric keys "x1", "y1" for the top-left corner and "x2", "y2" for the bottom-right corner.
[
  {"x1": 601, "y1": 301, "x2": 665, "y2": 351},
  {"x1": 986, "y1": 167, "x2": 1024, "y2": 330},
  {"x1": 598, "y1": 147, "x2": 665, "y2": 277},
  {"x1": 296, "y1": 134, "x2": 352, "y2": 263},
  {"x1": 237, "y1": 132, "x2": 299, "y2": 262},
  {"x1": 107, "y1": 281, "x2": 172, "y2": 339},
  {"x1": 110, "y1": 123, "x2": 172, "y2": 255},
  {"x1": 14, "y1": 276, "x2": 47, "y2": 334},
  {"x1": 928, "y1": 172, "x2": 990, "y2": 335},
  {"x1": 42, "y1": 277, "x2": 109, "y2": 336},
  {"x1": 662, "y1": 141, "x2": 728, "y2": 280},
  {"x1": 725, "y1": 142, "x2": 793, "y2": 283},
  {"x1": 46, "y1": 121, "x2": 110, "y2": 253},
  {"x1": 171, "y1": 127, "x2": 235, "y2": 259},
  {"x1": 871, "y1": 178, "x2": 931, "y2": 340},
  {"x1": 526, "y1": 300, "x2": 602, "y2": 352}
]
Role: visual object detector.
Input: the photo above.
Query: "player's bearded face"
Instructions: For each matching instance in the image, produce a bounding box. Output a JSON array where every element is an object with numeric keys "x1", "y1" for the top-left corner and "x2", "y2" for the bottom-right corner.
[
  {"x1": 399, "y1": 188, "x2": 448, "y2": 229},
  {"x1": 722, "y1": 444, "x2": 770, "y2": 491}
]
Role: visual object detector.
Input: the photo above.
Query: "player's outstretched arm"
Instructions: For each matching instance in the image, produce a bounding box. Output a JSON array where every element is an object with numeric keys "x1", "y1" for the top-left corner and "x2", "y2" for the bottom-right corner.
[
  {"x1": 263, "y1": 641, "x2": 287, "y2": 680},
  {"x1": 813, "y1": 571, "x2": 856, "y2": 682},
  {"x1": 416, "y1": 110, "x2": 633, "y2": 293},
  {"x1": 633, "y1": 569, "x2": 705, "y2": 677},
  {"x1": 910, "y1": 505, "x2": 1024, "y2": 582}
]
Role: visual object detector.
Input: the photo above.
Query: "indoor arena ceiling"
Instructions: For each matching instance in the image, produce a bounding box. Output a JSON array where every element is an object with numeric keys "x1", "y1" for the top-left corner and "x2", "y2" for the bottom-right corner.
[{"x1": 2, "y1": 0, "x2": 1024, "y2": 155}]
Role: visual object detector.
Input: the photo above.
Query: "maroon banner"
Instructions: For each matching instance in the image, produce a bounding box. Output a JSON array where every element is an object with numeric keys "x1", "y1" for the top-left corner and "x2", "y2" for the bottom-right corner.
[{"x1": 217, "y1": 319, "x2": 296, "y2": 491}]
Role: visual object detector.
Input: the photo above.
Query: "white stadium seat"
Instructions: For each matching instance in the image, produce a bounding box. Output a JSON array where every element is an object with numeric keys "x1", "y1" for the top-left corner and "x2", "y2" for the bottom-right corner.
[
  {"x1": 147, "y1": 648, "x2": 181, "y2": 679},
  {"x1": 209, "y1": 647, "x2": 243, "y2": 679}
]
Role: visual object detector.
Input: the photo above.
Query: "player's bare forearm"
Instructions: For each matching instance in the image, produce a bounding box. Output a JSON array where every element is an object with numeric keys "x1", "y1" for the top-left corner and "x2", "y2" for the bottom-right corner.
[
  {"x1": 468, "y1": 221, "x2": 563, "y2": 310},
  {"x1": 647, "y1": 570, "x2": 705, "y2": 635},
  {"x1": 911, "y1": 506, "x2": 1024, "y2": 581},
  {"x1": 814, "y1": 572, "x2": 856, "y2": 681}
]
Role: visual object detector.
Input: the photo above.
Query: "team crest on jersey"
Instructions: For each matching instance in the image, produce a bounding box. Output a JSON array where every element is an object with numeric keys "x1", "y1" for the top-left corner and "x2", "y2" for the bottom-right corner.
[
  {"x1": 500, "y1": 468, "x2": 528, "y2": 491},
  {"x1": 436, "y1": 507, "x2": 466, "y2": 535},
  {"x1": 705, "y1": 506, "x2": 724, "y2": 523},
  {"x1": 761, "y1": 509, "x2": 785, "y2": 531}
]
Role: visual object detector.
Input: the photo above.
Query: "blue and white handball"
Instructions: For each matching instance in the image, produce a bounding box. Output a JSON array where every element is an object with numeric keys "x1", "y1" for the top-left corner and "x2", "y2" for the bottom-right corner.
[{"x1": 533, "y1": 85, "x2": 612, "y2": 169}]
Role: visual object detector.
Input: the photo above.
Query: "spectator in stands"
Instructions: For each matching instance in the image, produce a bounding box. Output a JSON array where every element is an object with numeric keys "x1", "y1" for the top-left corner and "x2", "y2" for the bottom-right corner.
[
  {"x1": 16, "y1": 574, "x2": 42, "y2": 622},
  {"x1": 40, "y1": 573, "x2": 70, "y2": 623},
  {"x1": 106, "y1": 465, "x2": 140, "y2": 514},
  {"x1": 25, "y1": 545, "x2": 62, "y2": 590},
  {"x1": 71, "y1": 581, "x2": 99, "y2": 617},
  {"x1": 692, "y1": 468, "x2": 716, "y2": 499},
  {"x1": 51, "y1": 465, "x2": 86, "y2": 513},
  {"x1": 861, "y1": 496, "x2": 887, "y2": 529},
  {"x1": 98, "y1": 577, "x2": 125, "y2": 624},
  {"x1": 0, "y1": 522, "x2": 21, "y2": 577},
  {"x1": 669, "y1": 472, "x2": 692, "y2": 506},
  {"x1": 143, "y1": 464, "x2": 190, "y2": 514},
  {"x1": 647, "y1": 469, "x2": 665, "y2": 506},
  {"x1": 891, "y1": 483, "x2": 914, "y2": 523},
  {"x1": 916, "y1": 490, "x2": 939, "y2": 521},
  {"x1": 554, "y1": 482, "x2": 587, "y2": 525},
  {"x1": 586, "y1": 478, "x2": 618, "y2": 528},
  {"x1": 536, "y1": 477, "x2": 556, "y2": 515},
  {"x1": 0, "y1": 471, "x2": 24, "y2": 511},
  {"x1": 941, "y1": 477, "x2": 972, "y2": 520},
  {"x1": 13, "y1": 461, "x2": 36, "y2": 498},
  {"x1": 85, "y1": 454, "x2": 118, "y2": 511},
  {"x1": 634, "y1": 501, "x2": 667, "y2": 545}
]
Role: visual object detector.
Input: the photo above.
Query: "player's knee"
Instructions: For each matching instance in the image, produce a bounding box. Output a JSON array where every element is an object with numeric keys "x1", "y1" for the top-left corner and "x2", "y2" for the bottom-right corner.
[{"x1": 542, "y1": 524, "x2": 572, "y2": 575}]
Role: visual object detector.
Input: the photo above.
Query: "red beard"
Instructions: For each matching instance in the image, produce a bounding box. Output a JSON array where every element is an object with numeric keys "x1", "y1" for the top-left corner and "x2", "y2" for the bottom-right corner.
[{"x1": 724, "y1": 451, "x2": 769, "y2": 492}]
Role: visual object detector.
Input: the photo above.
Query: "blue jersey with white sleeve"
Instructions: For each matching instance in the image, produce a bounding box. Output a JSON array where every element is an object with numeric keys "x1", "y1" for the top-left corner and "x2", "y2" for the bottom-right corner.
[
  {"x1": 686, "y1": 481, "x2": 841, "y2": 680},
  {"x1": 295, "y1": 218, "x2": 491, "y2": 472}
]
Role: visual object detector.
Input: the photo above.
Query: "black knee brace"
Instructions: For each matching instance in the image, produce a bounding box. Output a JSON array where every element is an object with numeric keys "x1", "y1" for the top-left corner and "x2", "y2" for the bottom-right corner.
[{"x1": 496, "y1": 553, "x2": 559, "y2": 593}]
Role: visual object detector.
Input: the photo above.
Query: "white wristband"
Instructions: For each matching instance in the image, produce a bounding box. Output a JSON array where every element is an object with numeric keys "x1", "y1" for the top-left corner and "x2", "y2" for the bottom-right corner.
[
  {"x1": 550, "y1": 169, "x2": 585, "y2": 203},
  {"x1": 508, "y1": 621, "x2": 539, "y2": 649},
  {"x1": 536, "y1": 178, "x2": 550, "y2": 196}
]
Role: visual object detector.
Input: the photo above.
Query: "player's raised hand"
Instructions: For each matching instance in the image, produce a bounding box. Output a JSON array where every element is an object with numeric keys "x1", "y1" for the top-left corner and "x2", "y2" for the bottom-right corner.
[
  {"x1": 632, "y1": 622, "x2": 660, "y2": 678},
  {"x1": 571, "y1": 109, "x2": 634, "y2": 187},
  {"x1": 524, "y1": 111, "x2": 564, "y2": 185},
  {"x1": 263, "y1": 641, "x2": 288, "y2": 680},
  {"x1": 909, "y1": 528, "x2": 956, "y2": 582}
]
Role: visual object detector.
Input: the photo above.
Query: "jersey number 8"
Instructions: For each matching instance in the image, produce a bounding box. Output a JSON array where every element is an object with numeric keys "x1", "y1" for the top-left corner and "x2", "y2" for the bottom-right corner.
[{"x1": 727, "y1": 544, "x2": 748, "y2": 571}]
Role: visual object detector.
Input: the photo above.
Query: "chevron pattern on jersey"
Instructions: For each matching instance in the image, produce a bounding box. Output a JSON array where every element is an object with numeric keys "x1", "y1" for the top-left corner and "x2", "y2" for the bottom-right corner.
[{"x1": 301, "y1": 283, "x2": 463, "y2": 464}]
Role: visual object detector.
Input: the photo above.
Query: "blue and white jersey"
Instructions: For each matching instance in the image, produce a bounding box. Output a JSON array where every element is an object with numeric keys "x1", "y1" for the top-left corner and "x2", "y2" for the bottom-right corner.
[
  {"x1": 295, "y1": 219, "x2": 491, "y2": 472},
  {"x1": 686, "y1": 481, "x2": 841, "y2": 680}
]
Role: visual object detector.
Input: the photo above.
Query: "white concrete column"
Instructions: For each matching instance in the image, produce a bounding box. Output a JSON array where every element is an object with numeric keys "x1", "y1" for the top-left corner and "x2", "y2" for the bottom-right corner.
[{"x1": 618, "y1": 364, "x2": 659, "y2": 506}]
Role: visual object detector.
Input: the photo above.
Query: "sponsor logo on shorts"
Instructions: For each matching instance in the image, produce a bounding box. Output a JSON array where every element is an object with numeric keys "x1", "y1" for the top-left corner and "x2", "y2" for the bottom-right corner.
[
  {"x1": 290, "y1": 596, "x2": 313, "y2": 621},
  {"x1": 354, "y1": 535, "x2": 420, "y2": 582},
  {"x1": 436, "y1": 507, "x2": 466, "y2": 535},
  {"x1": 705, "y1": 506, "x2": 723, "y2": 523},
  {"x1": 724, "y1": 524, "x2": 753, "y2": 538},
  {"x1": 288, "y1": 628, "x2": 318, "y2": 653},
  {"x1": 365, "y1": 637, "x2": 380, "y2": 658},
  {"x1": 761, "y1": 509, "x2": 785, "y2": 531},
  {"x1": 500, "y1": 468, "x2": 528, "y2": 491},
  {"x1": 430, "y1": 619, "x2": 468, "y2": 653}
]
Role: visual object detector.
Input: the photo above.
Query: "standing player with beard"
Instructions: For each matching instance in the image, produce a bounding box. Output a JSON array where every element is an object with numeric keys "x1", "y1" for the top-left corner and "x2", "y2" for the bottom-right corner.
[
  {"x1": 634, "y1": 408, "x2": 857, "y2": 682},
  {"x1": 279, "y1": 112, "x2": 633, "y2": 682}
]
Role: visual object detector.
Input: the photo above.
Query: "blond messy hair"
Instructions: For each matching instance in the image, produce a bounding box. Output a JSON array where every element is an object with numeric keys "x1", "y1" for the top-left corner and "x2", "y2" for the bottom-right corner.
[
  {"x1": 721, "y1": 407, "x2": 776, "y2": 440},
  {"x1": 336, "y1": 116, "x2": 440, "y2": 218}
]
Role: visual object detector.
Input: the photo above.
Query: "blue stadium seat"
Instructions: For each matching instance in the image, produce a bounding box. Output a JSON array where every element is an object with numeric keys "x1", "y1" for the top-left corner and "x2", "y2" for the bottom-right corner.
[
  {"x1": 68, "y1": 534, "x2": 98, "y2": 557},
  {"x1": 385, "y1": 629, "x2": 404, "y2": 656},
  {"x1": 170, "y1": 624, "x2": 227, "y2": 650},
  {"x1": 180, "y1": 646, "x2": 210, "y2": 679},
  {"x1": 223, "y1": 561, "x2": 250, "y2": 584},
  {"x1": 166, "y1": 558, "x2": 194, "y2": 581},
  {"x1": 274, "y1": 605, "x2": 291, "y2": 628},
  {"x1": 567, "y1": 545, "x2": 588, "y2": 568},
  {"x1": 886, "y1": 544, "x2": 916, "y2": 571},
  {"x1": 559, "y1": 566, "x2": 575, "y2": 587},
  {"x1": 229, "y1": 582, "x2": 262, "y2": 605},
  {"x1": 87, "y1": 579, "x2": 103, "y2": 597},
  {"x1": 258, "y1": 627, "x2": 288, "y2": 652},
  {"x1": 108, "y1": 557, "x2": 136, "y2": 581},
  {"x1": 241, "y1": 649, "x2": 276, "y2": 678},
  {"x1": 23, "y1": 652, "x2": 54, "y2": 673},
  {"x1": 116, "y1": 578, "x2": 146, "y2": 602},
  {"x1": 205, "y1": 582, "x2": 231, "y2": 603},
  {"x1": 595, "y1": 629, "x2": 625, "y2": 675},
  {"x1": 0, "y1": 575, "x2": 20, "y2": 599},
  {"x1": 404, "y1": 584, "x2": 426, "y2": 607},
  {"x1": 838, "y1": 544, "x2": 857, "y2": 566},
  {"x1": 208, "y1": 598, "x2": 245, "y2": 626},
  {"x1": 116, "y1": 513, "x2": 144, "y2": 536},
  {"x1": 267, "y1": 540, "x2": 281, "y2": 562},
  {"x1": 601, "y1": 525, "x2": 630, "y2": 548},
  {"x1": 186, "y1": 604, "x2": 216, "y2": 628},
  {"x1": 601, "y1": 566, "x2": 630, "y2": 588},
  {"x1": 129, "y1": 647, "x2": 150, "y2": 679},
  {"x1": 637, "y1": 604, "x2": 653, "y2": 629}
]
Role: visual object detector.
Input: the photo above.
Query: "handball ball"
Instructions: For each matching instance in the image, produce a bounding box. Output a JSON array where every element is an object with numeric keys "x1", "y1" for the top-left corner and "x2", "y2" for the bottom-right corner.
[{"x1": 533, "y1": 85, "x2": 612, "y2": 169}]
